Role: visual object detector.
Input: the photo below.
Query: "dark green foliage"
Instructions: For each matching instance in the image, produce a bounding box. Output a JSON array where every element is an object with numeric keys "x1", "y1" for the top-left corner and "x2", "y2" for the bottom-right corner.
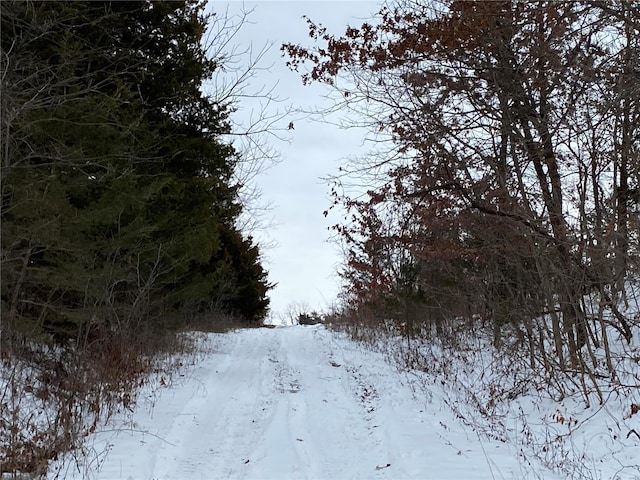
[
  {"x1": 1, "y1": 0, "x2": 271, "y2": 342},
  {"x1": 216, "y1": 229, "x2": 271, "y2": 324}
]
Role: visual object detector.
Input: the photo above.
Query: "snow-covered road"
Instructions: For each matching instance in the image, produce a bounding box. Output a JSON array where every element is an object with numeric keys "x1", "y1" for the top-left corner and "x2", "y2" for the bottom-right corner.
[{"x1": 67, "y1": 325, "x2": 539, "y2": 480}]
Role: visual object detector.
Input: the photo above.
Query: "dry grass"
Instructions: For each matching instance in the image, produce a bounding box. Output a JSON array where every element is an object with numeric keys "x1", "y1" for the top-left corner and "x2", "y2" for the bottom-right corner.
[{"x1": 0, "y1": 324, "x2": 203, "y2": 479}]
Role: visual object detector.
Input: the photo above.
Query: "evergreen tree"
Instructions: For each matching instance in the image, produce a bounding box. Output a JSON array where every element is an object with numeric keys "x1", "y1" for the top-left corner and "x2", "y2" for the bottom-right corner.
[{"x1": 1, "y1": 0, "x2": 271, "y2": 342}]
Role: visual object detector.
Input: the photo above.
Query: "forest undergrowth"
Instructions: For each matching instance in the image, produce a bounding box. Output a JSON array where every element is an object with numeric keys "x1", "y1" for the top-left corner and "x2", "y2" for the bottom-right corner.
[
  {"x1": 329, "y1": 285, "x2": 640, "y2": 480},
  {"x1": 0, "y1": 324, "x2": 224, "y2": 479}
]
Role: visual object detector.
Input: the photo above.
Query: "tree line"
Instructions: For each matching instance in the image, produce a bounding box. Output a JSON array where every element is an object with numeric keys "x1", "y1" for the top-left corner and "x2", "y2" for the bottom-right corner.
[
  {"x1": 1, "y1": 0, "x2": 271, "y2": 347},
  {"x1": 284, "y1": 0, "x2": 639, "y2": 392}
]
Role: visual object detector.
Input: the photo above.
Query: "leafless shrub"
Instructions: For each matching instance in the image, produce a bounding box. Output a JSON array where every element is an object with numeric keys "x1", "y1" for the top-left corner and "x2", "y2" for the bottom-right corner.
[{"x1": 0, "y1": 324, "x2": 205, "y2": 479}]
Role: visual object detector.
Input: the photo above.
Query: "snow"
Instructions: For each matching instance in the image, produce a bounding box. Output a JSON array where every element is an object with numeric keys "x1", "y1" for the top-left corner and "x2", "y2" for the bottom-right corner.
[{"x1": 52, "y1": 324, "x2": 638, "y2": 480}]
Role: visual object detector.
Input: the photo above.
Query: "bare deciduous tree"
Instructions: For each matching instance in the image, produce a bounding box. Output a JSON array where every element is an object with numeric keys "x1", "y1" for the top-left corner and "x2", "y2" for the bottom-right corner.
[{"x1": 283, "y1": 0, "x2": 639, "y2": 396}]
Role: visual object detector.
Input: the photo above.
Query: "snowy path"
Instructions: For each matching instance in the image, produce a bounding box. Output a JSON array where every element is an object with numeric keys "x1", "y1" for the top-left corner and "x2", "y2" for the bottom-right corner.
[{"x1": 66, "y1": 325, "x2": 537, "y2": 480}]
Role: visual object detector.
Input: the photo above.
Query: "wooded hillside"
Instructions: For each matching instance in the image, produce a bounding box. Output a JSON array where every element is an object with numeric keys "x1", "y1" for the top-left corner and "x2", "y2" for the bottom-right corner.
[{"x1": 284, "y1": 0, "x2": 640, "y2": 398}]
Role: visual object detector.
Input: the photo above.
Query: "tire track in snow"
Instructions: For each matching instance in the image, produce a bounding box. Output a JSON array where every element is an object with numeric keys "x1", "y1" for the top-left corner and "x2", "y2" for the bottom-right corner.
[
  {"x1": 276, "y1": 326, "x2": 393, "y2": 479},
  {"x1": 74, "y1": 325, "x2": 525, "y2": 480},
  {"x1": 150, "y1": 329, "x2": 282, "y2": 479}
]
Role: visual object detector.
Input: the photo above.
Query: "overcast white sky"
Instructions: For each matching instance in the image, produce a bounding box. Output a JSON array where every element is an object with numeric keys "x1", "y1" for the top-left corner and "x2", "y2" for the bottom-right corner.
[{"x1": 206, "y1": 1, "x2": 380, "y2": 320}]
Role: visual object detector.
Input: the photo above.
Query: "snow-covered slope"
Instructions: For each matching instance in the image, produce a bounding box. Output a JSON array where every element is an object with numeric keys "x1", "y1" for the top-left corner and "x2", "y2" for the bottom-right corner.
[{"x1": 56, "y1": 325, "x2": 620, "y2": 480}]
